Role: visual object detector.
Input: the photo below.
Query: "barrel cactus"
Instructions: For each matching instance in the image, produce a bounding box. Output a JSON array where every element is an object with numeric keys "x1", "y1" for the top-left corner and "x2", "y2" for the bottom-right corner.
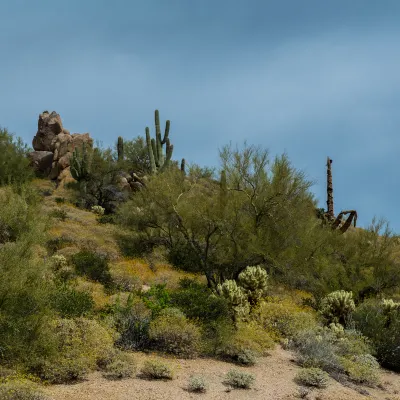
[
  {"x1": 216, "y1": 280, "x2": 250, "y2": 321},
  {"x1": 320, "y1": 290, "x2": 355, "y2": 326},
  {"x1": 238, "y1": 265, "x2": 268, "y2": 306}
]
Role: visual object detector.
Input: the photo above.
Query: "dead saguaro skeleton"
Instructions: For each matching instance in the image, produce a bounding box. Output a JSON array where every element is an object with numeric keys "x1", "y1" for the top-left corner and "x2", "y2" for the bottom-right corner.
[{"x1": 320, "y1": 157, "x2": 357, "y2": 234}]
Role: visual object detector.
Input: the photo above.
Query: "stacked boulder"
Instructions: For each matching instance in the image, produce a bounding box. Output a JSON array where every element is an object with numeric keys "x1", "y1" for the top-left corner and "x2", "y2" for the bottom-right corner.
[{"x1": 28, "y1": 111, "x2": 93, "y2": 181}]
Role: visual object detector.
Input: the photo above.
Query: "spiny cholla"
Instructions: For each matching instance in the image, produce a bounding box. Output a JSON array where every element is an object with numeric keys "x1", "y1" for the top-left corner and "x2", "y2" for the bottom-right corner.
[
  {"x1": 238, "y1": 265, "x2": 268, "y2": 306},
  {"x1": 382, "y1": 298, "x2": 400, "y2": 313},
  {"x1": 216, "y1": 280, "x2": 250, "y2": 320},
  {"x1": 91, "y1": 205, "x2": 105, "y2": 216},
  {"x1": 320, "y1": 290, "x2": 355, "y2": 325}
]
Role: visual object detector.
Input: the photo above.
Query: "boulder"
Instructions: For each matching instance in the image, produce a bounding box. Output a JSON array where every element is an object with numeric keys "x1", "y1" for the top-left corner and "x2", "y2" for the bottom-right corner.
[
  {"x1": 27, "y1": 151, "x2": 53, "y2": 175},
  {"x1": 32, "y1": 111, "x2": 63, "y2": 151}
]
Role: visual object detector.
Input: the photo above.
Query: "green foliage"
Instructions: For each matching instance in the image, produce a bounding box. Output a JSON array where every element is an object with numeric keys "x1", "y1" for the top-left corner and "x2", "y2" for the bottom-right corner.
[
  {"x1": 216, "y1": 280, "x2": 250, "y2": 321},
  {"x1": 170, "y1": 279, "x2": 230, "y2": 322},
  {"x1": 50, "y1": 284, "x2": 94, "y2": 318},
  {"x1": 141, "y1": 284, "x2": 171, "y2": 317},
  {"x1": 33, "y1": 318, "x2": 116, "y2": 383},
  {"x1": 148, "y1": 307, "x2": 201, "y2": 358},
  {"x1": 49, "y1": 208, "x2": 68, "y2": 221},
  {"x1": 353, "y1": 299, "x2": 400, "y2": 371},
  {"x1": 224, "y1": 369, "x2": 255, "y2": 389},
  {"x1": 238, "y1": 265, "x2": 268, "y2": 306},
  {"x1": 320, "y1": 290, "x2": 355, "y2": 326},
  {"x1": 71, "y1": 250, "x2": 112, "y2": 286},
  {"x1": 0, "y1": 127, "x2": 33, "y2": 186},
  {"x1": 102, "y1": 356, "x2": 136, "y2": 380},
  {"x1": 187, "y1": 375, "x2": 208, "y2": 393},
  {"x1": 122, "y1": 136, "x2": 150, "y2": 174},
  {"x1": 295, "y1": 368, "x2": 329, "y2": 388},
  {"x1": 117, "y1": 136, "x2": 124, "y2": 162},
  {"x1": 340, "y1": 354, "x2": 380, "y2": 385},
  {"x1": 140, "y1": 360, "x2": 174, "y2": 380},
  {"x1": 0, "y1": 379, "x2": 49, "y2": 400}
]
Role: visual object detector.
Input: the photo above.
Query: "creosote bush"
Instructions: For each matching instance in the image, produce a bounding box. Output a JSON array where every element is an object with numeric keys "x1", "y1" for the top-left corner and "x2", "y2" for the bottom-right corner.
[
  {"x1": 295, "y1": 367, "x2": 329, "y2": 388},
  {"x1": 187, "y1": 375, "x2": 208, "y2": 393},
  {"x1": 102, "y1": 358, "x2": 136, "y2": 380},
  {"x1": 0, "y1": 379, "x2": 49, "y2": 400},
  {"x1": 224, "y1": 369, "x2": 255, "y2": 389},
  {"x1": 148, "y1": 307, "x2": 201, "y2": 358},
  {"x1": 140, "y1": 360, "x2": 174, "y2": 380}
]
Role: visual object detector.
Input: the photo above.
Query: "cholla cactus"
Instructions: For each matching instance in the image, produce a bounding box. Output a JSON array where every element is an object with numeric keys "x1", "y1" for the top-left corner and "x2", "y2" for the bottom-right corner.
[
  {"x1": 51, "y1": 254, "x2": 68, "y2": 269},
  {"x1": 382, "y1": 298, "x2": 400, "y2": 313},
  {"x1": 91, "y1": 205, "x2": 105, "y2": 216},
  {"x1": 238, "y1": 265, "x2": 268, "y2": 306},
  {"x1": 216, "y1": 280, "x2": 250, "y2": 321},
  {"x1": 327, "y1": 322, "x2": 345, "y2": 338},
  {"x1": 320, "y1": 290, "x2": 355, "y2": 325}
]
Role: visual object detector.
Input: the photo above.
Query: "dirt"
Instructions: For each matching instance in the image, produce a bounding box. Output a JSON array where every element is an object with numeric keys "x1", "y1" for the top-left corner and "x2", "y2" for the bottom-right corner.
[{"x1": 44, "y1": 346, "x2": 400, "y2": 400}]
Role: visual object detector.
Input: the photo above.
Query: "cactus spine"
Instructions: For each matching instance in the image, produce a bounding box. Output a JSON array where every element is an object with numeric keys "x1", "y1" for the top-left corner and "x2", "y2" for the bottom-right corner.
[
  {"x1": 320, "y1": 290, "x2": 355, "y2": 326},
  {"x1": 216, "y1": 280, "x2": 250, "y2": 322},
  {"x1": 145, "y1": 110, "x2": 174, "y2": 174},
  {"x1": 117, "y1": 136, "x2": 124, "y2": 161}
]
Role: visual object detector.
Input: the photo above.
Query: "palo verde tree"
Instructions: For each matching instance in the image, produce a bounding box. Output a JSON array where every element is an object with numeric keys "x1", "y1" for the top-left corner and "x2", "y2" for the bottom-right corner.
[{"x1": 117, "y1": 142, "x2": 317, "y2": 289}]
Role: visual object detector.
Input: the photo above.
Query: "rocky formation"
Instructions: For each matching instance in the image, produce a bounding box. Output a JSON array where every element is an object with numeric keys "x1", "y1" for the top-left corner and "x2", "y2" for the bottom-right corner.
[{"x1": 29, "y1": 111, "x2": 93, "y2": 181}]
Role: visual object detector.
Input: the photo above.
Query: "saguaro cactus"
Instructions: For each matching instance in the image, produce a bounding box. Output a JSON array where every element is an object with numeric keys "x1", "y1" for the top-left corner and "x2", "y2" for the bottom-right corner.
[
  {"x1": 117, "y1": 136, "x2": 124, "y2": 162},
  {"x1": 70, "y1": 142, "x2": 91, "y2": 182},
  {"x1": 326, "y1": 157, "x2": 334, "y2": 221},
  {"x1": 145, "y1": 110, "x2": 174, "y2": 174}
]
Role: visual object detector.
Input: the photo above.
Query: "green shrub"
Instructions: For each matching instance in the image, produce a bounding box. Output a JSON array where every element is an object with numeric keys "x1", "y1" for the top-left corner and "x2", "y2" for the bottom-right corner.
[
  {"x1": 224, "y1": 369, "x2": 255, "y2": 389},
  {"x1": 170, "y1": 279, "x2": 230, "y2": 322},
  {"x1": 0, "y1": 379, "x2": 48, "y2": 400},
  {"x1": 50, "y1": 208, "x2": 68, "y2": 221},
  {"x1": 340, "y1": 354, "x2": 380, "y2": 385},
  {"x1": 295, "y1": 367, "x2": 329, "y2": 388},
  {"x1": 71, "y1": 250, "x2": 112, "y2": 286},
  {"x1": 142, "y1": 284, "x2": 171, "y2": 317},
  {"x1": 320, "y1": 290, "x2": 355, "y2": 326},
  {"x1": 140, "y1": 360, "x2": 174, "y2": 380},
  {"x1": 55, "y1": 197, "x2": 65, "y2": 204},
  {"x1": 98, "y1": 214, "x2": 117, "y2": 224},
  {"x1": 102, "y1": 358, "x2": 136, "y2": 380},
  {"x1": 50, "y1": 285, "x2": 94, "y2": 318},
  {"x1": 33, "y1": 318, "x2": 116, "y2": 383},
  {"x1": 353, "y1": 299, "x2": 400, "y2": 371},
  {"x1": 187, "y1": 375, "x2": 208, "y2": 393},
  {"x1": 148, "y1": 307, "x2": 201, "y2": 358},
  {"x1": 0, "y1": 127, "x2": 33, "y2": 186}
]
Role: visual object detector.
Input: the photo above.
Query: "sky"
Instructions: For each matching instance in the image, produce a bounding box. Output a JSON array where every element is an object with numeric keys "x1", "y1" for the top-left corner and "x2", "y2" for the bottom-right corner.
[{"x1": 0, "y1": 0, "x2": 400, "y2": 233}]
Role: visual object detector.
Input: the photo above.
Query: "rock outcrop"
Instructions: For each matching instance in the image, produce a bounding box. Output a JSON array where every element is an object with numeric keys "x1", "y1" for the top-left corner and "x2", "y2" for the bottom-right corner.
[{"x1": 30, "y1": 111, "x2": 93, "y2": 181}]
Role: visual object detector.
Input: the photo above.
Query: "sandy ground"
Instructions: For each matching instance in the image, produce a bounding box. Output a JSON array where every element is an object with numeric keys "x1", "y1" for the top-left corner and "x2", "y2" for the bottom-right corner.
[{"x1": 44, "y1": 347, "x2": 400, "y2": 400}]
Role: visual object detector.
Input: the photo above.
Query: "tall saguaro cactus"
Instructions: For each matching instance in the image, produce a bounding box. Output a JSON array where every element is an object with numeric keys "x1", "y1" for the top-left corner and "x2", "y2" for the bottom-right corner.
[
  {"x1": 70, "y1": 142, "x2": 91, "y2": 182},
  {"x1": 326, "y1": 157, "x2": 334, "y2": 221},
  {"x1": 117, "y1": 136, "x2": 124, "y2": 162},
  {"x1": 145, "y1": 110, "x2": 174, "y2": 174}
]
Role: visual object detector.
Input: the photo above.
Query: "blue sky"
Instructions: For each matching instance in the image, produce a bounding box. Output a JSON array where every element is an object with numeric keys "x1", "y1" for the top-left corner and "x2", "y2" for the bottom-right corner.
[{"x1": 1, "y1": 0, "x2": 400, "y2": 233}]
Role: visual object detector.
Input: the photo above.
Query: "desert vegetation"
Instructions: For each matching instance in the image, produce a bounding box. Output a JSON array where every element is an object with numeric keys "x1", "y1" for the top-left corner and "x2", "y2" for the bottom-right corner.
[{"x1": 0, "y1": 111, "x2": 400, "y2": 399}]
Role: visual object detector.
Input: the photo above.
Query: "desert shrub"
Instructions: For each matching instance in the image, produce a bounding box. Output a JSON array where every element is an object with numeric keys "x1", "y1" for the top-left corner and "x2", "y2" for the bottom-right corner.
[
  {"x1": 141, "y1": 284, "x2": 171, "y2": 317},
  {"x1": 187, "y1": 375, "x2": 208, "y2": 393},
  {"x1": 339, "y1": 354, "x2": 380, "y2": 385},
  {"x1": 54, "y1": 197, "x2": 65, "y2": 204},
  {"x1": 102, "y1": 356, "x2": 136, "y2": 380},
  {"x1": 50, "y1": 284, "x2": 94, "y2": 318},
  {"x1": 320, "y1": 290, "x2": 355, "y2": 326},
  {"x1": 170, "y1": 279, "x2": 230, "y2": 322},
  {"x1": 49, "y1": 208, "x2": 68, "y2": 221},
  {"x1": 46, "y1": 235, "x2": 75, "y2": 254},
  {"x1": 254, "y1": 298, "x2": 318, "y2": 340},
  {"x1": 51, "y1": 254, "x2": 68, "y2": 269},
  {"x1": 217, "y1": 321, "x2": 274, "y2": 365},
  {"x1": 295, "y1": 367, "x2": 329, "y2": 388},
  {"x1": 140, "y1": 360, "x2": 174, "y2": 380},
  {"x1": 33, "y1": 318, "x2": 116, "y2": 383},
  {"x1": 238, "y1": 265, "x2": 268, "y2": 306},
  {"x1": 111, "y1": 296, "x2": 152, "y2": 350},
  {"x1": 148, "y1": 307, "x2": 201, "y2": 358},
  {"x1": 0, "y1": 127, "x2": 33, "y2": 186},
  {"x1": 71, "y1": 250, "x2": 112, "y2": 286},
  {"x1": 224, "y1": 369, "x2": 255, "y2": 389},
  {"x1": 0, "y1": 379, "x2": 48, "y2": 400},
  {"x1": 201, "y1": 317, "x2": 236, "y2": 355},
  {"x1": 353, "y1": 299, "x2": 400, "y2": 371}
]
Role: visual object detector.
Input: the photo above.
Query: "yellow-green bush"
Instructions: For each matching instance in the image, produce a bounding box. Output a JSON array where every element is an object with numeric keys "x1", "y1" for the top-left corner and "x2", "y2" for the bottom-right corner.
[
  {"x1": 0, "y1": 378, "x2": 48, "y2": 400},
  {"x1": 148, "y1": 308, "x2": 201, "y2": 358},
  {"x1": 340, "y1": 354, "x2": 380, "y2": 385},
  {"x1": 140, "y1": 359, "x2": 174, "y2": 380},
  {"x1": 254, "y1": 297, "x2": 318, "y2": 340},
  {"x1": 33, "y1": 318, "x2": 116, "y2": 383}
]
